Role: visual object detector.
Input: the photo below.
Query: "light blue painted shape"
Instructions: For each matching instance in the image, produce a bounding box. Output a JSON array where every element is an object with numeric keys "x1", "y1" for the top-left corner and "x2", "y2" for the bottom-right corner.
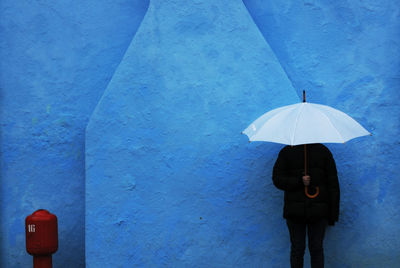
[
  {"x1": 85, "y1": 0, "x2": 298, "y2": 266},
  {"x1": 0, "y1": 1, "x2": 148, "y2": 267}
]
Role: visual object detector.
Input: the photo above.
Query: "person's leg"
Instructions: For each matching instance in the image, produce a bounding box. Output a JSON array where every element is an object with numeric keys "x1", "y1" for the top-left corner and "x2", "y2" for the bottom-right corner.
[
  {"x1": 307, "y1": 219, "x2": 327, "y2": 268},
  {"x1": 286, "y1": 220, "x2": 306, "y2": 268}
]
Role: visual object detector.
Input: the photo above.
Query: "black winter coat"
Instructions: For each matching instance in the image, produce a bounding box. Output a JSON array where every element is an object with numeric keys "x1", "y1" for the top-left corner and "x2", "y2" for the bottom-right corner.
[{"x1": 272, "y1": 144, "x2": 340, "y2": 225}]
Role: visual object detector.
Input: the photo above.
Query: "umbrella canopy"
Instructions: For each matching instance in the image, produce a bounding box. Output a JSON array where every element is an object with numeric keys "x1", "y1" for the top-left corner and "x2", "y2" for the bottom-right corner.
[
  {"x1": 242, "y1": 92, "x2": 371, "y2": 198},
  {"x1": 242, "y1": 102, "x2": 371, "y2": 146}
]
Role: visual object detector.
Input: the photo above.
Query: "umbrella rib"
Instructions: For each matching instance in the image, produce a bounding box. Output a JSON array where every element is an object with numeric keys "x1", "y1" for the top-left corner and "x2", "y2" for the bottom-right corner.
[
  {"x1": 317, "y1": 108, "x2": 345, "y2": 143},
  {"x1": 291, "y1": 103, "x2": 305, "y2": 145}
]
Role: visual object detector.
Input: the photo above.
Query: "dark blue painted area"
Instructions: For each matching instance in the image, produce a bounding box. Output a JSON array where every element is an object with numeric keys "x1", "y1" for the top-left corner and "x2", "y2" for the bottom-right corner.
[
  {"x1": 0, "y1": 0, "x2": 148, "y2": 267},
  {"x1": 244, "y1": 0, "x2": 400, "y2": 266},
  {"x1": 85, "y1": 0, "x2": 298, "y2": 266}
]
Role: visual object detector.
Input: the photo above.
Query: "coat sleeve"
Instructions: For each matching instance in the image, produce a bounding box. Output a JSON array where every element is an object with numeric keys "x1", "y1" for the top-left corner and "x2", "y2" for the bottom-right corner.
[
  {"x1": 272, "y1": 149, "x2": 303, "y2": 191},
  {"x1": 326, "y1": 150, "x2": 340, "y2": 225}
]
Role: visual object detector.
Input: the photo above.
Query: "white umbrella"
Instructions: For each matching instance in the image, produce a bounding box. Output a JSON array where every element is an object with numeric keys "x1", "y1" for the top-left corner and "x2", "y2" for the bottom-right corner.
[{"x1": 242, "y1": 91, "x2": 371, "y2": 198}]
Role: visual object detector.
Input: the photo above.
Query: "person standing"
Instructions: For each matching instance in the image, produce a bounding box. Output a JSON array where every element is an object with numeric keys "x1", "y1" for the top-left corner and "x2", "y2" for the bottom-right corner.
[{"x1": 272, "y1": 143, "x2": 340, "y2": 268}]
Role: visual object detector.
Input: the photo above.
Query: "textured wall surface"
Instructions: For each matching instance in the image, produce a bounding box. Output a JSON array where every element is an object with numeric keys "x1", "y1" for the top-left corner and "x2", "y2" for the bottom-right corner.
[
  {"x1": 0, "y1": 1, "x2": 148, "y2": 267},
  {"x1": 244, "y1": 0, "x2": 400, "y2": 267},
  {"x1": 1, "y1": 0, "x2": 399, "y2": 267},
  {"x1": 85, "y1": 0, "x2": 298, "y2": 266}
]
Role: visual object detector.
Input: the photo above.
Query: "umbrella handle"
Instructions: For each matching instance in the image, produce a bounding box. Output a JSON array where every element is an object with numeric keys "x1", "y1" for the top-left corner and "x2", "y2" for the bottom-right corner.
[{"x1": 305, "y1": 186, "x2": 319, "y2": 198}]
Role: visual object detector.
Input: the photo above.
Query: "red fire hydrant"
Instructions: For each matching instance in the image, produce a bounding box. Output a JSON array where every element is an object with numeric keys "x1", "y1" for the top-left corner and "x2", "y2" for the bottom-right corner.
[{"x1": 25, "y1": 209, "x2": 58, "y2": 268}]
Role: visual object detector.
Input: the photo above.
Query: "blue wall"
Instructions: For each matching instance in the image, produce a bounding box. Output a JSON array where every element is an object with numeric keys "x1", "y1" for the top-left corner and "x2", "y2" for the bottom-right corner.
[
  {"x1": 244, "y1": 1, "x2": 400, "y2": 266},
  {"x1": 0, "y1": 0, "x2": 148, "y2": 267},
  {"x1": 85, "y1": 0, "x2": 298, "y2": 266},
  {"x1": 1, "y1": 0, "x2": 400, "y2": 267}
]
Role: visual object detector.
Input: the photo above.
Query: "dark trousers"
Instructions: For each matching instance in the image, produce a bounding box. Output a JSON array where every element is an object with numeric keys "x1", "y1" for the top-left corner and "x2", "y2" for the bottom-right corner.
[{"x1": 286, "y1": 219, "x2": 327, "y2": 268}]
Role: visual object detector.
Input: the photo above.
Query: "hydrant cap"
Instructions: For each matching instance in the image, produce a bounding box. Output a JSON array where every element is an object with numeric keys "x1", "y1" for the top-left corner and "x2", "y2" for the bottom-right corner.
[
  {"x1": 32, "y1": 209, "x2": 51, "y2": 217},
  {"x1": 26, "y1": 209, "x2": 57, "y2": 222}
]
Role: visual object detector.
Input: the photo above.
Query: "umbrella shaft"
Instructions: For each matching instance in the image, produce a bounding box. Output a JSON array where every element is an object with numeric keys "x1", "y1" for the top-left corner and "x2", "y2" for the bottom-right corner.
[{"x1": 304, "y1": 144, "x2": 307, "y2": 175}]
